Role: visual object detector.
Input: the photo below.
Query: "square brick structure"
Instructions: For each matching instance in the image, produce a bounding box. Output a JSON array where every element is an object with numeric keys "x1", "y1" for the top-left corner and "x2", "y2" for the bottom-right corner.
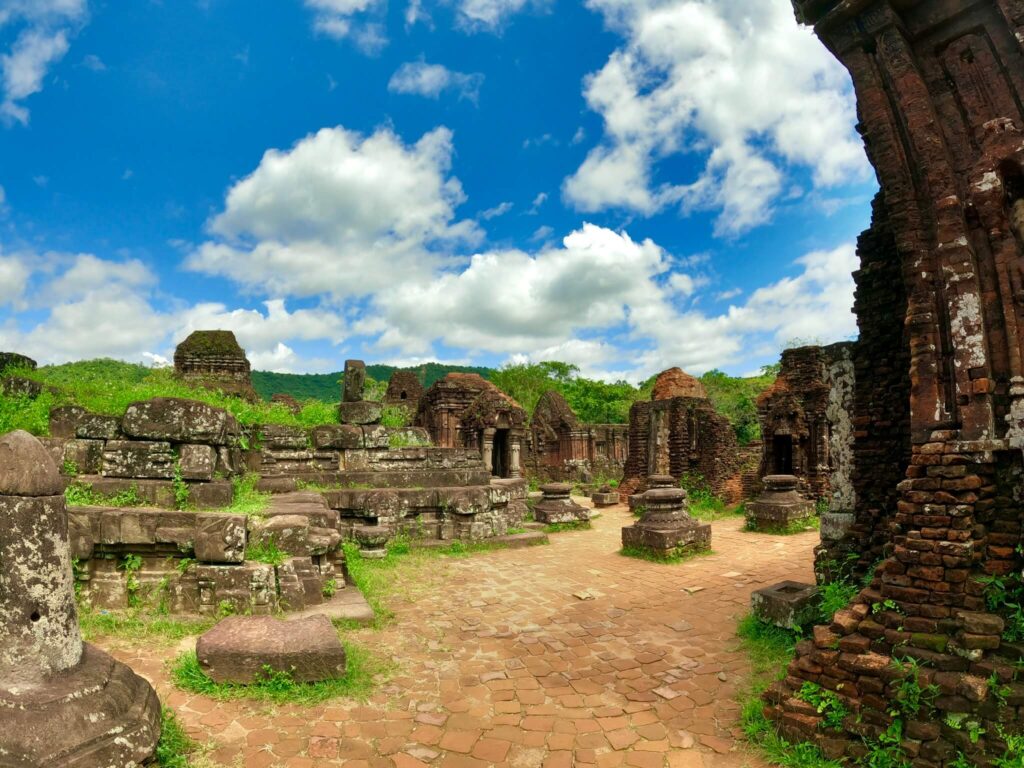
[
  {"x1": 764, "y1": 2, "x2": 1024, "y2": 764},
  {"x1": 174, "y1": 330, "x2": 258, "y2": 402},
  {"x1": 526, "y1": 389, "x2": 628, "y2": 483}
]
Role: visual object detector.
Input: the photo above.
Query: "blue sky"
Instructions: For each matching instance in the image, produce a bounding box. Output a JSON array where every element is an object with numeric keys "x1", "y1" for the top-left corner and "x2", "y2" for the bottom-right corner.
[{"x1": 0, "y1": 0, "x2": 877, "y2": 380}]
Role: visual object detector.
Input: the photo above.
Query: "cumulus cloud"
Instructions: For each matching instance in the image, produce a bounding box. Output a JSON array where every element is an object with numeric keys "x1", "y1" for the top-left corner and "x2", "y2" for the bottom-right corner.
[
  {"x1": 454, "y1": 0, "x2": 549, "y2": 31},
  {"x1": 0, "y1": 253, "x2": 30, "y2": 306},
  {"x1": 388, "y1": 61, "x2": 484, "y2": 102},
  {"x1": 368, "y1": 223, "x2": 669, "y2": 356},
  {"x1": 0, "y1": 0, "x2": 87, "y2": 125},
  {"x1": 303, "y1": 0, "x2": 387, "y2": 54},
  {"x1": 564, "y1": 0, "x2": 869, "y2": 235},
  {"x1": 1, "y1": 249, "x2": 349, "y2": 368},
  {"x1": 187, "y1": 124, "x2": 482, "y2": 300}
]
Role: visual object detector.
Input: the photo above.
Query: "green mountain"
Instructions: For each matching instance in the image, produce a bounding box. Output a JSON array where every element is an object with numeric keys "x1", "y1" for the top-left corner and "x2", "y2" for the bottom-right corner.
[{"x1": 251, "y1": 363, "x2": 495, "y2": 402}]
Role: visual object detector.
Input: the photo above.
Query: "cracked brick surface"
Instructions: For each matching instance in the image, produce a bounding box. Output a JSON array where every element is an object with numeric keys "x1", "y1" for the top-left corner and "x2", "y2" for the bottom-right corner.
[{"x1": 98, "y1": 503, "x2": 816, "y2": 767}]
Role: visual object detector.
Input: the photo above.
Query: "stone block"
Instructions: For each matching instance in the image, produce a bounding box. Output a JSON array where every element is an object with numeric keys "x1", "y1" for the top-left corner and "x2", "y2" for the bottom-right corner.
[
  {"x1": 101, "y1": 440, "x2": 175, "y2": 479},
  {"x1": 592, "y1": 491, "x2": 620, "y2": 507},
  {"x1": 2, "y1": 375, "x2": 42, "y2": 398},
  {"x1": 121, "y1": 397, "x2": 237, "y2": 445},
  {"x1": 76, "y1": 414, "x2": 121, "y2": 440},
  {"x1": 339, "y1": 401, "x2": 382, "y2": 425},
  {"x1": 179, "y1": 443, "x2": 216, "y2": 481},
  {"x1": 262, "y1": 424, "x2": 309, "y2": 450},
  {"x1": 0, "y1": 351, "x2": 36, "y2": 372},
  {"x1": 194, "y1": 513, "x2": 246, "y2": 563},
  {"x1": 63, "y1": 439, "x2": 104, "y2": 475},
  {"x1": 49, "y1": 405, "x2": 88, "y2": 439},
  {"x1": 187, "y1": 480, "x2": 233, "y2": 509},
  {"x1": 752, "y1": 581, "x2": 821, "y2": 630},
  {"x1": 252, "y1": 514, "x2": 311, "y2": 556},
  {"x1": 343, "y1": 359, "x2": 366, "y2": 402},
  {"x1": 193, "y1": 562, "x2": 275, "y2": 615},
  {"x1": 745, "y1": 476, "x2": 815, "y2": 531},
  {"x1": 820, "y1": 512, "x2": 855, "y2": 542},
  {"x1": 311, "y1": 424, "x2": 364, "y2": 450},
  {"x1": 196, "y1": 615, "x2": 346, "y2": 684}
]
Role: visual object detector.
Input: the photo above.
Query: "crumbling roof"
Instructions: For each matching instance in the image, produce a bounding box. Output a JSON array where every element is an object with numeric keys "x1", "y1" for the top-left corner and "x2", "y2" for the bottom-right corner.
[{"x1": 651, "y1": 368, "x2": 707, "y2": 401}]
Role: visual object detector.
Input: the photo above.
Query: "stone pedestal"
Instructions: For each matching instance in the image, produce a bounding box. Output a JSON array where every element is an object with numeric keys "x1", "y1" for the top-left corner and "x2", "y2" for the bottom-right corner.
[
  {"x1": 0, "y1": 430, "x2": 160, "y2": 767},
  {"x1": 592, "y1": 485, "x2": 620, "y2": 507},
  {"x1": 621, "y1": 482, "x2": 710, "y2": 559},
  {"x1": 751, "y1": 581, "x2": 820, "y2": 630},
  {"x1": 338, "y1": 401, "x2": 382, "y2": 425},
  {"x1": 533, "y1": 483, "x2": 589, "y2": 524},
  {"x1": 745, "y1": 475, "x2": 814, "y2": 532}
]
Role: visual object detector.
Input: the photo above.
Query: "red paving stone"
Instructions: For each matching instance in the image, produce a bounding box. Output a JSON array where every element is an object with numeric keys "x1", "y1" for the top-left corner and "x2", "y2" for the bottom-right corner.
[{"x1": 100, "y1": 503, "x2": 817, "y2": 767}]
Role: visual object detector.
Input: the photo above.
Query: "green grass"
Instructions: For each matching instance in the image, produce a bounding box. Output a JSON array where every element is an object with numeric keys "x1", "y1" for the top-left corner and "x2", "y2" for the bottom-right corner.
[
  {"x1": 745, "y1": 516, "x2": 820, "y2": 535},
  {"x1": 619, "y1": 545, "x2": 712, "y2": 564},
  {"x1": 3, "y1": 359, "x2": 341, "y2": 435},
  {"x1": 735, "y1": 615, "x2": 843, "y2": 768},
  {"x1": 65, "y1": 481, "x2": 144, "y2": 507},
  {"x1": 543, "y1": 521, "x2": 592, "y2": 533},
  {"x1": 170, "y1": 642, "x2": 383, "y2": 705},
  {"x1": 155, "y1": 708, "x2": 201, "y2": 768},
  {"x1": 216, "y1": 474, "x2": 270, "y2": 517},
  {"x1": 79, "y1": 608, "x2": 215, "y2": 644},
  {"x1": 245, "y1": 537, "x2": 289, "y2": 566}
]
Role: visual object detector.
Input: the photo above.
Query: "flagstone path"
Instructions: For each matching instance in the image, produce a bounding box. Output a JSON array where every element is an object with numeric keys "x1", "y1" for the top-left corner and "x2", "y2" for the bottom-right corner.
[{"x1": 100, "y1": 501, "x2": 817, "y2": 768}]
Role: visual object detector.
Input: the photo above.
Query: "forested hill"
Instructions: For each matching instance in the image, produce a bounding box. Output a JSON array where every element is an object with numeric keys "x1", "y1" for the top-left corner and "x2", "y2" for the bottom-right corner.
[{"x1": 251, "y1": 363, "x2": 495, "y2": 401}]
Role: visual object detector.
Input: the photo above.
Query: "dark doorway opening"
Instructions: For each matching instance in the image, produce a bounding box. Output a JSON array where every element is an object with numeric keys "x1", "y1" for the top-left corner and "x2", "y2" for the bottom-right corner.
[
  {"x1": 400, "y1": 391, "x2": 408, "y2": 400},
  {"x1": 492, "y1": 429, "x2": 510, "y2": 477},
  {"x1": 773, "y1": 434, "x2": 794, "y2": 475}
]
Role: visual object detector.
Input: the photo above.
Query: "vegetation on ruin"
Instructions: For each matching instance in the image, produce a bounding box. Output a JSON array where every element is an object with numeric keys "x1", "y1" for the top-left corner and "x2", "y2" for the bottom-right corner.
[
  {"x1": 0, "y1": 359, "x2": 339, "y2": 435},
  {"x1": 244, "y1": 537, "x2": 289, "y2": 566},
  {"x1": 155, "y1": 708, "x2": 203, "y2": 768},
  {"x1": 252, "y1": 362, "x2": 493, "y2": 401},
  {"x1": 542, "y1": 521, "x2": 592, "y2": 534},
  {"x1": 380, "y1": 404, "x2": 413, "y2": 428},
  {"x1": 218, "y1": 473, "x2": 270, "y2": 517},
  {"x1": 79, "y1": 608, "x2": 215, "y2": 645},
  {"x1": 977, "y1": 571, "x2": 1024, "y2": 642},
  {"x1": 744, "y1": 516, "x2": 820, "y2": 535},
  {"x1": 489, "y1": 360, "x2": 776, "y2": 442},
  {"x1": 619, "y1": 545, "x2": 712, "y2": 564},
  {"x1": 170, "y1": 642, "x2": 384, "y2": 705},
  {"x1": 678, "y1": 472, "x2": 744, "y2": 521},
  {"x1": 65, "y1": 480, "x2": 144, "y2": 507}
]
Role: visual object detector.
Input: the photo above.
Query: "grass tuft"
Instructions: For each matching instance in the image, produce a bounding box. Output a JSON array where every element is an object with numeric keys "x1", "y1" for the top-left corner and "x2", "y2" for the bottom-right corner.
[
  {"x1": 619, "y1": 545, "x2": 712, "y2": 564},
  {"x1": 79, "y1": 608, "x2": 215, "y2": 644},
  {"x1": 543, "y1": 521, "x2": 592, "y2": 534},
  {"x1": 155, "y1": 708, "x2": 201, "y2": 768}
]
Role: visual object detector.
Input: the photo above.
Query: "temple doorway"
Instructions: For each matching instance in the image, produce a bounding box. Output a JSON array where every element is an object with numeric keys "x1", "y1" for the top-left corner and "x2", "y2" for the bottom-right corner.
[{"x1": 773, "y1": 434, "x2": 794, "y2": 475}]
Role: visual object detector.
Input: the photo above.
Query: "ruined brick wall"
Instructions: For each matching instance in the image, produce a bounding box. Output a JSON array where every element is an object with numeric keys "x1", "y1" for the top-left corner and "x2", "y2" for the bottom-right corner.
[
  {"x1": 173, "y1": 330, "x2": 257, "y2": 401},
  {"x1": 621, "y1": 394, "x2": 746, "y2": 503},
  {"x1": 526, "y1": 390, "x2": 628, "y2": 482},
  {"x1": 770, "y1": 3, "x2": 1024, "y2": 763},
  {"x1": 384, "y1": 371, "x2": 424, "y2": 408}
]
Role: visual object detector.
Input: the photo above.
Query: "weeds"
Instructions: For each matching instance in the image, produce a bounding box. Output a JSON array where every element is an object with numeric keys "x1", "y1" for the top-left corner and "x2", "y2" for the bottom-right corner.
[
  {"x1": 79, "y1": 608, "x2": 214, "y2": 644},
  {"x1": 65, "y1": 481, "x2": 144, "y2": 508},
  {"x1": 155, "y1": 708, "x2": 201, "y2": 768},
  {"x1": 245, "y1": 537, "x2": 288, "y2": 566},
  {"x1": 543, "y1": 521, "x2": 592, "y2": 534},
  {"x1": 619, "y1": 545, "x2": 712, "y2": 564}
]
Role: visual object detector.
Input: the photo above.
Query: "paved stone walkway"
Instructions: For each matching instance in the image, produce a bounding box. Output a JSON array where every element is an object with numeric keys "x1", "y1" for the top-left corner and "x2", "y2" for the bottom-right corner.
[{"x1": 101, "y1": 502, "x2": 816, "y2": 768}]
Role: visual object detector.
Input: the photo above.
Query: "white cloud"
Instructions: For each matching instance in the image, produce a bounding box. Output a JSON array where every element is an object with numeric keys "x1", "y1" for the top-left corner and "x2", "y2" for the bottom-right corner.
[
  {"x1": 564, "y1": 0, "x2": 869, "y2": 236},
  {"x1": 528, "y1": 191, "x2": 547, "y2": 214},
  {"x1": 79, "y1": 53, "x2": 103, "y2": 71},
  {"x1": 388, "y1": 61, "x2": 484, "y2": 102},
  {"x1": 480, "y1": 201, "x2": 513, "y2": 220},
  {"x1": 0, "y1": 253, "x2": 30, "y2": 306},
  {"x1": 454, "y1": 0, "x2": 548, "y2": 31},
  {"x1": 187, "y1": 124, "x2": 482, "y2": 300},
  {"x1": 0, "y1": 0, "x2": 87, "y2": 125},
  {"x1": 46, "y1": 253, "x2": 154, "y2": 301},
  {"x1": 303, "y1": 0, "x2": 387, "y2": 53},
  {"x1": 368, "y1": 223, "x2": 670, "y2": 356}
]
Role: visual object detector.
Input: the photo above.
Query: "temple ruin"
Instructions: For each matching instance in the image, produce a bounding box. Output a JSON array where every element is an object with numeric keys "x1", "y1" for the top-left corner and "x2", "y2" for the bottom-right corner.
[
  {"x1": 763, "y1": 2, "x2": 1024, "y2": 763},
  {"x1": 384, "y1": 370, "x2": 424, "y2": 411},
  {"x1": 417, "y1": 373, "x2": 527, "y2": 479},
  {"x1": 526, "y1": 389, "x2": 628, "y2": 483},
  {"x1": 174, "y1": 330, "x2": 258, "y2": 401},
  {"x1": 620, "y1": 367, "x2": 759, "y2": 503},
  {"x1": 757, "y1": 343, "x2": 855, "y2": 506}
]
